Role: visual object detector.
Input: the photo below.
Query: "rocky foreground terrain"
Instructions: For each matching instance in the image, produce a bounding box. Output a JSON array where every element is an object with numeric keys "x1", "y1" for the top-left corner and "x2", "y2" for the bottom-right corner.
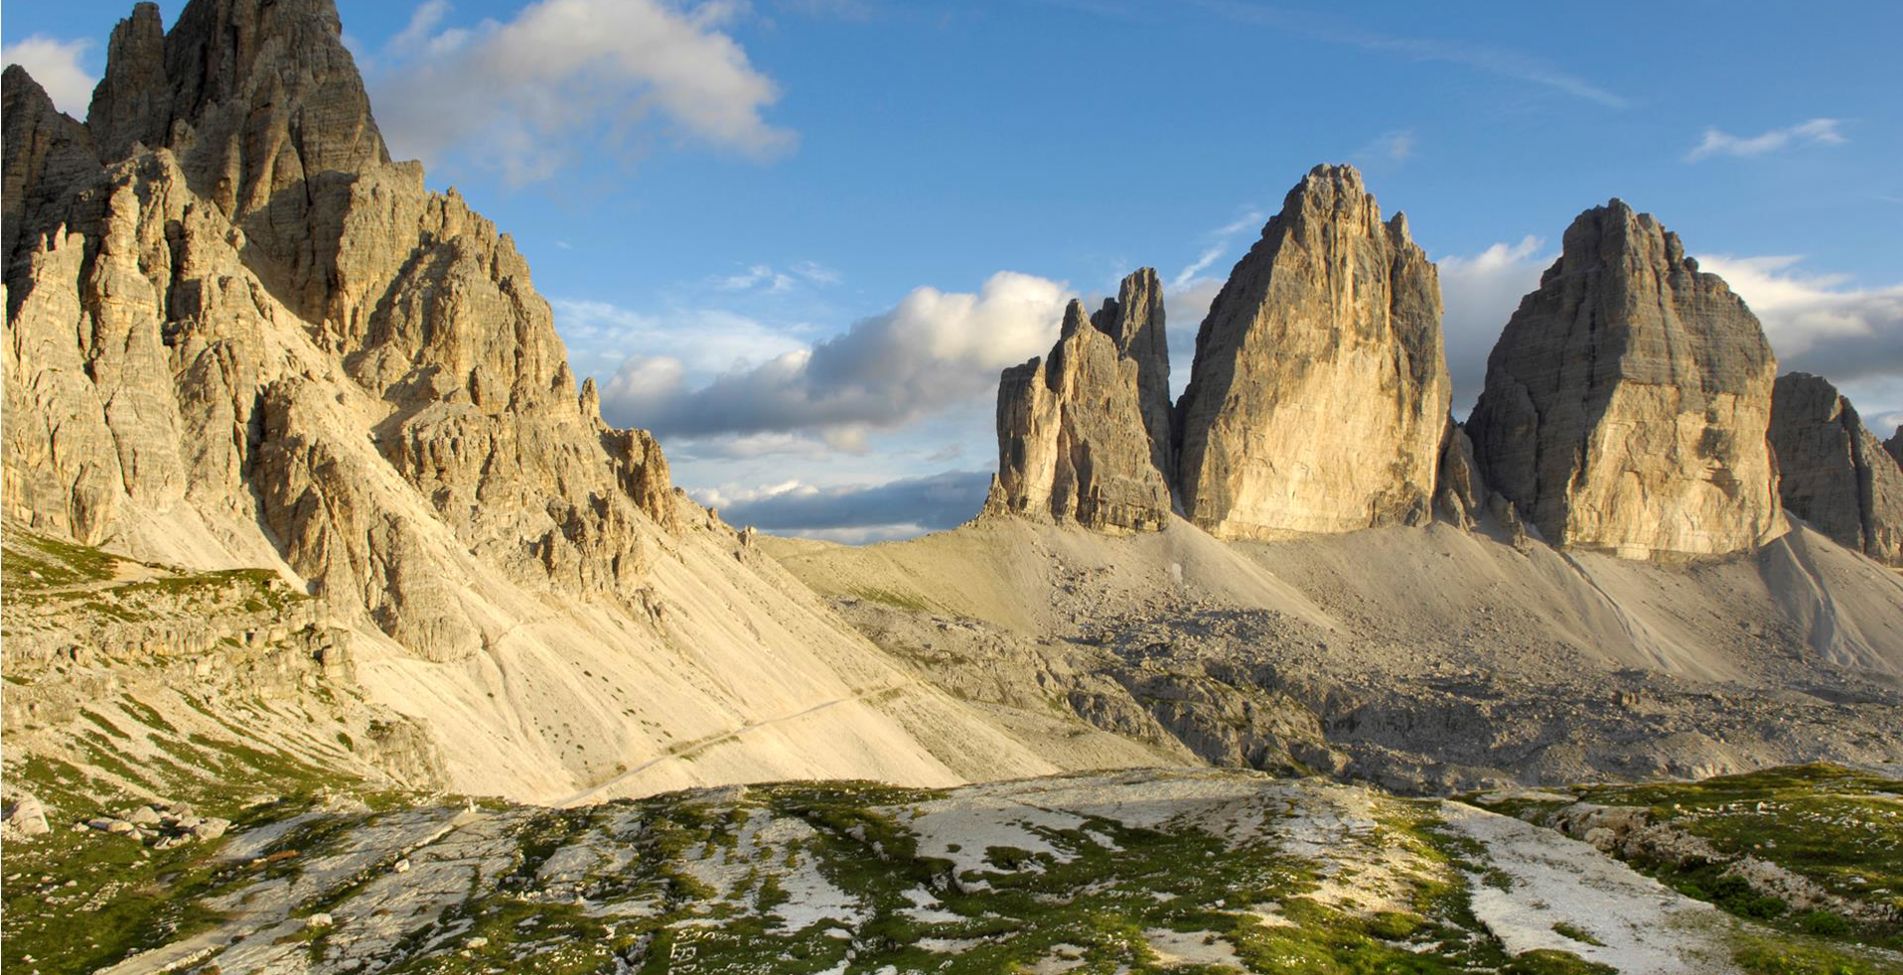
[
  {"x1": 5, "y1": 0, "x2": 1903, "y2": 973},
  {"x1": 4, "y1": 764, "x2": 1900, "y2": 975}
]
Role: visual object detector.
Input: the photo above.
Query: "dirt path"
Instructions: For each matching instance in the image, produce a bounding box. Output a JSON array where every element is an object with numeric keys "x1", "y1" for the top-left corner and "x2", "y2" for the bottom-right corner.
[{"x1": 556, "y1": 681, "x2": 915, "y2": 806}]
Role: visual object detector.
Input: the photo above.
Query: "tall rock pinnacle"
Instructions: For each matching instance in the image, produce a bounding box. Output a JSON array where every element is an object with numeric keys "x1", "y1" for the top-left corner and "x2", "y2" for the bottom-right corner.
[
  {"x1": 1769, "y1": 373, "x2": 1903, "y2": 566},
  {"x1": 989, "y1": 269, "x2": 1175, "y2": 531},
  {"x1": 1174, "y1": 164, "x2": 1451, "y2": 539},
  {"x1": 1467, "y1": 200, "x2": 1784, "y2": 559}
]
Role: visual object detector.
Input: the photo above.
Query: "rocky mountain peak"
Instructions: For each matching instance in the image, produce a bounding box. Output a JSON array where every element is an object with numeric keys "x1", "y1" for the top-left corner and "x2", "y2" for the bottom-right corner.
[
  {"x1": 91, "y1": 0, "x2": 387, "y2": 177},
  {"x1": 1174, "y1": 162, "x2": 1451, "y2": 538},
  {"x1": 2, "y1": 66, "x2": 98, "y2": 275},
  {"x1": 1467, "y1": 200, "x2": 1783, "y2": 558},
  {"x1": 989, "y1": 268, "x2": 1174, "y2": 532},
  {"x1": 4, "y1": 0, "x2": 676, "y2": 665},
  {"x1": 1770, "y1": 373, "x2": 1903, "y2": 566}
]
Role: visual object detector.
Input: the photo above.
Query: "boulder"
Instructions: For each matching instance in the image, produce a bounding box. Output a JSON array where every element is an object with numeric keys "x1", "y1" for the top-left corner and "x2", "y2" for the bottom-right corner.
[
  {"x1": 1467, "y1": 200, "x2": 1784, "y2": 559},
  {"x1": 1769, "y1": 373, "x2": 1903, "y2": 566},
  {"x1": 1175, "y1": 164, "x2": 1451, "y2": 538},
  {"x1": 2, "y1": 795, "x2": 50, "y2": 837}
]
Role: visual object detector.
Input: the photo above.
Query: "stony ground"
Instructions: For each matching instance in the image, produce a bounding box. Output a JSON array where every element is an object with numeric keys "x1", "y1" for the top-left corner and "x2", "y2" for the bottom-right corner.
[{"x1": 5, "y1": 767, "x2": 1900, "y2": 975}]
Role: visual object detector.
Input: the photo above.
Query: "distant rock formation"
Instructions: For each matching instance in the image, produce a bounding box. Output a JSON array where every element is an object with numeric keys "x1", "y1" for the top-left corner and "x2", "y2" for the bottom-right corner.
[
  {"x1": 1435, "y1": 422, "x2": 1485, "y2": 530},
  {"x1": 2, "y1": 0, "x2": 676, "y2": 660},
  {"x1": 1769, "y1": 373, "x2": 1903, "y2": 566},
  {"x1": 1174, "y1": 164, "x2": 1451, "y2": 538},
  {"x1": 1887, "y1": 427, "x2": 1903, "y2": 468},
  {"x1": 1467, "y1": 200, "x2": 1784, "y2": 559},
  {"x1": 989, "y1": 269, "x2": 1174, "y2": 531}
]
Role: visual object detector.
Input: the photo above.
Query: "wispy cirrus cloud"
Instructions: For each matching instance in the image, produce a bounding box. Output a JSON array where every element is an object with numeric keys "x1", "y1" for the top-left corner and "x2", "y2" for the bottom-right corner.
[
  {"x1": 1188, "y1": 0, "x2": 1626, "y2": 108},
  {"x1": 1354, "y1": 129, "x2": 1416, "y2": 165},
  {"x1": 1685, "y1": 118, "x2": 1846, "y2": 162},
  {"x1": 1171, "y1": 207, "x2": 1265, "y2": 290}
]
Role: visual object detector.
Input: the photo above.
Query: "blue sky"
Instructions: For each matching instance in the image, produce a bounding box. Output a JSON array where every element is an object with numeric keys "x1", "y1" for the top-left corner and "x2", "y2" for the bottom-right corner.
[{"x1": 8, "y1": 0, "x2": 1903, "y2": 540}]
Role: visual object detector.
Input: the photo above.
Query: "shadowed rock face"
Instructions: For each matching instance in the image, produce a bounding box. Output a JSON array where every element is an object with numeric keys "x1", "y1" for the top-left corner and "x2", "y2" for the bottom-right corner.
[
  {"x1": 1770, "y1": 373, "x2": 1903, "y2": 566},
  {"x1": 2, "y1": 0, "x2": 675, "y2": 661},
  {"x1": 1467, "y1": 200, "x2": 1784, "y2": 559},
  {"x1": 1887, "y1": 427, "x2": 1903, "y2": 468},
  {"x1": 990, "y1": 269, "x2": 1174, "y2": 531}
]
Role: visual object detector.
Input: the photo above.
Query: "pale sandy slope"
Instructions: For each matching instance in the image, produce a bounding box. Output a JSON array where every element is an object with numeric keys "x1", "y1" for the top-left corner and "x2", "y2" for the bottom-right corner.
[
  {"x1": 771, "y1": 515, "x2": 1901, "y2": 684},
  {"x1": 342, "y1": 504, "x2": 1178, "y2": 804}
]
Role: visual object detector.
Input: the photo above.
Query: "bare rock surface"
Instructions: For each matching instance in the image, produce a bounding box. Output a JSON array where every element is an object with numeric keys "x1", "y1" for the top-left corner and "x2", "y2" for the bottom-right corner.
[
  {"x1": 1770, "y1": 372, "x2": 1903, "y2": 566},
  {"x1": 990, "y1": 269, "x2": 1174, "y2": 531},
  {"x1": 1175, "y1": 164, "x2": 1451, "y2": 539},
  {"x1": 1467, "y1": 200, "x2": 1784, "y2": 560},
  {"x1": 2, "y1": 0, "x2": 1099, "y2": 804},
  {"x1": 72, "y1": 768, "x2": 1791, "y2": 974}
]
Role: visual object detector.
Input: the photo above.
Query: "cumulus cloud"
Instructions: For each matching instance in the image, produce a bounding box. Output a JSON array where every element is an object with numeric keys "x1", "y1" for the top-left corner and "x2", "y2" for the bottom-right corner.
[
  {"x1": 600, "y1": 271, "x2": 1072, "y2": 440},
  {"x1": 1685, "y1": 118, "x2": 1845, "y2": 162},
  {"x1": 2, "y1": 36, "x2": 97, "y2": 116},
  {"x1": 1697, "y1": 255, "x2": 1903, "y2": 390},
  {"x1": 700, "y1": 470, "x2": 990, "y2": 537},
  {"x1": 552, "y1": 298, "x2": 810, "y2": 378},
  {"x1": 369, "y1": 0, "x2": 793, "y2": 183},
  {"x1": 1437, "y1": 236, "x2": 1550, "y2": 414}
]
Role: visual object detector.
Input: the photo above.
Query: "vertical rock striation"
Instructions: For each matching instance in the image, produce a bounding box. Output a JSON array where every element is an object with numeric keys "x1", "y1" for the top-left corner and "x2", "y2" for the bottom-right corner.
[
  {"x1": 1466, "y1": 201, "x2": 1784, "y2": 559},
  {"x1": 1174, "y1": 164, "x2": 1451, "y2": 539},
  {"x1": 1769, "y1": 373, "x2": 1903, "y2": 566},
  {"x1": 990, "y1": 269, "x2": 1175, "y2": 531}
]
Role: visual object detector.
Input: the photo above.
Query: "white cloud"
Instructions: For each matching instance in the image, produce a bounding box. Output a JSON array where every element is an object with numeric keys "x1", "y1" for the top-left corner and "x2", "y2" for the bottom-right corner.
[
  {"x1": 1190, "y1": 1, "x2": 1626, "y2": 108},
  {"x1": 3, "y1": 36, "x2": 96, "y2": 117},
  {"x1": 553, "y1": 299, "x2": 810, "y2": 379},
  {"x1": 1171, "y1": 207, "x2": 1264, "y2": 289},
  {"x1": 599, "y1": 271, "x2": 1072, "y2": 439},
  {"x1": 1438, "y1": 235, "x2": 1550, "y2": 415},
  {"x1": 694, "y1": 469, "x2": 990, "y2": 537},
  {"x1": 1355, "y1": 129, "x2": 1416, "y2": 164},
  {"x1": 710, "y1": 261, "x2": 837, "y2": 293},
  {"x1": 370, "y1": 0, "x2": 793, "y2": 183},
  {"x1": 1696, "y1": 255, "x2": 1903, "y2": 399},
  {"x1": 1685, "y1": 118, "x2": 1845, "y2": 162}
]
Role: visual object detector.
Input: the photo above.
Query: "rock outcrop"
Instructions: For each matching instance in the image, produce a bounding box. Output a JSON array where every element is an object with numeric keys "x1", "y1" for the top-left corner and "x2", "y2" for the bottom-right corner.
[
  {"x1": 1886, "y1": 427, "x2": 1903, "y2": 468},
  {"x1": 989, "y1": 269, "x2": 1174, "y2": 531},
  {"x1": 1174, "y1": 164, "x2": 1451, "y2": 539},
  {"x1": 1435, "y1": 422, "x2": 1485, "y2": 529},
  {"x1": 1, "y1": 67, "x2": 97, "y2": 275},
  {"x1": 3, "y1": 0, "x2": 675, "y2": 661},
  {"x1": 1769, "y1": 373, "x2": 1903, "y2": 566},
  {"x1": 1467, "y1": 200, "x2": 1784, "y2": 559},
  {"x1": 6, "y1": 0, "x2": 1074, "y2": 803}
]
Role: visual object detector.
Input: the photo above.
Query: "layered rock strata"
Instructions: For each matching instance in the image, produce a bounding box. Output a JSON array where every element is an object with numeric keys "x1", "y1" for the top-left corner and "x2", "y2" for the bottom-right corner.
[
  {"x1": 990, "y1": 269, "x2": 1174, "y2": 531},
  {"x1": 1174, "y1": 164, "x2": 1452, "y2": 539},
  {"x1": 1467, "y1": 200, "x2": 1784, "y2": 559},
  {"x1": 1769, "y1": 373, "x2": 1903, "y2": 566}
]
